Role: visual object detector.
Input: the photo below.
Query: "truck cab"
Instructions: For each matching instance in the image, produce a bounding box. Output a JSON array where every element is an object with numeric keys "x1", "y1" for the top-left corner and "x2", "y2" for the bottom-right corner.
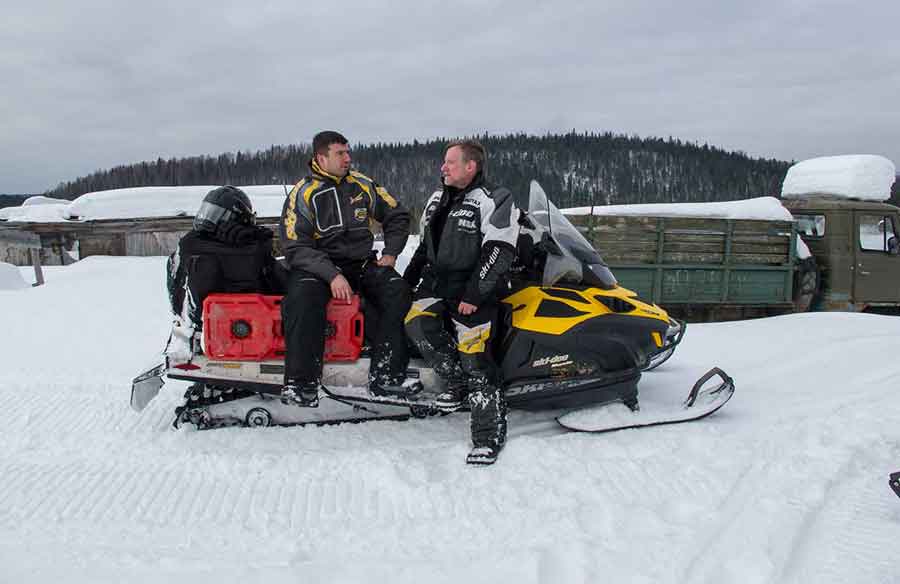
[{"x1": 782, "y1": 197, "x2": 900, "y2": 312}]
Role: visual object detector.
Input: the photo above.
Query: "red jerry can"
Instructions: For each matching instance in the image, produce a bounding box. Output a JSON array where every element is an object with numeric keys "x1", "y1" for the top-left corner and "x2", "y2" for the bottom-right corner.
[{"x1": 202, "y1": 293, "x2": 364, "y2": 362}]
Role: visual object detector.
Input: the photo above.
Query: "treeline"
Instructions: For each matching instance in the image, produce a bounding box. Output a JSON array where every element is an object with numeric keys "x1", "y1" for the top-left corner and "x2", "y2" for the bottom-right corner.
[
  {"x1": 0, "y1": 195, "x2": 30, "y2": 209},
  {"x1": 46, "y1": 132, "x2": 792, "y2": 210}
]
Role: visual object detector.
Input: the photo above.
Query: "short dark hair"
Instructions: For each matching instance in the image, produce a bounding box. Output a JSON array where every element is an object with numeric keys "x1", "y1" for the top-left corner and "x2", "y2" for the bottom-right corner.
[
  {"x1": 313, "y1": 131, "x2": 349, "y2": 157},
  {"x1": 447, "y1": 139, "x2": 486, "y2": 173}
]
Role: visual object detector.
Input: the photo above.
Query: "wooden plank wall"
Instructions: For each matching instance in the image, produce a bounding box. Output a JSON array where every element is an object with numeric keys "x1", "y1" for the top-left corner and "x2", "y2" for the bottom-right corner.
[{"x1": 568, "y1": 215, "x2": 793, "y2": 266}]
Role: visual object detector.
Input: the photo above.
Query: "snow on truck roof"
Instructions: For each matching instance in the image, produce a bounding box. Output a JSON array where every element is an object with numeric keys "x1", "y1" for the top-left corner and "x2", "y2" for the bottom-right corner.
[
  {"x1": 563, "y1": 196, "x2": 794, "y2": 222},
  {"x1": 781, "y1": 155, "x2": 896, "y2": 202}
]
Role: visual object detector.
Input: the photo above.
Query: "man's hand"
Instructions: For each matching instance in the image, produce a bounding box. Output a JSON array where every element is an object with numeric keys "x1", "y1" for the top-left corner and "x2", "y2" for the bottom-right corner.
[
  {"x1": 330, "y1": 274, "x2": 353, "y2": 301},
  {"x1": 458, "y1": 301, "x2": 478, "y2": 315},
  {"x1": 376, "y1": 254, "x2": 396, "y2": 268}
]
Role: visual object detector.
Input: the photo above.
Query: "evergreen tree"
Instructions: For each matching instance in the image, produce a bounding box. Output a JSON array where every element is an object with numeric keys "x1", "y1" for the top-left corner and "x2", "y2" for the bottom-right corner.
[{"x1": 44, "y1": 132, "x2": 792, "y2": 211}]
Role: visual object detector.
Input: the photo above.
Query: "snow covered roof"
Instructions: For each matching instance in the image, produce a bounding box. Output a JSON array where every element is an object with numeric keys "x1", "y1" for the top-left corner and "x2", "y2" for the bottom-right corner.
[
  {"x1": 781, "y1": 155, "x2": 896, "y2": 201},
  {"x1": 0, "y1": 202, "x2": 70, "y2": 222},
  {"x1": 0, "y1": 185, "x2": 291, "y2": 223},
  {"x1": 22, "y1": 195, "x2": 69, "y2": 207},
  {"x1": 563, "y1": 196, "x2": 794, "y2": 222}
]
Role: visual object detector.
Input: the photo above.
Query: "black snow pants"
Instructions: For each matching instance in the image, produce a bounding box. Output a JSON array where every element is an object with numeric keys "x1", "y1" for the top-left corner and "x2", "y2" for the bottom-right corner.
[
  {"x1": 282, "y1": 260, "x2": 412, "y2": 386},
  {"x1": 405, "y1": 296, "x2": 507, "y2": 449}
]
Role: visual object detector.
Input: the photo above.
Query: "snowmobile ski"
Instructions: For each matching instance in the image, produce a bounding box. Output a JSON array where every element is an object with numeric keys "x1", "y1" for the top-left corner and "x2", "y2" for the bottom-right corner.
[
  {"x1": 890, "y1": 472, "x2": 900, "y2": 499},
  {"x1": 555, "y1": 367, "x2": 734, "y2": 433}
]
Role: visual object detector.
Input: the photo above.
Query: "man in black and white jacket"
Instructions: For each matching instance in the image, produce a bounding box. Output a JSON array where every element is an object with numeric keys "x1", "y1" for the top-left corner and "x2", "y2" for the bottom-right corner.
[{"x1": 404, "y1": 140, "x2": 520, "y2": 465}]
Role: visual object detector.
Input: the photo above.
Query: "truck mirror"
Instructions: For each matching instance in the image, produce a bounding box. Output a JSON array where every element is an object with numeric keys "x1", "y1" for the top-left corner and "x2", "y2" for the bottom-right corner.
[{"x1": 889, "y1": 236, "x2": 899, "y2": 255}]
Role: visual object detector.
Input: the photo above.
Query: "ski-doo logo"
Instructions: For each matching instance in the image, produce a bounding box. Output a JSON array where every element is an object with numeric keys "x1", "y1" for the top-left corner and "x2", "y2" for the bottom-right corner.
[
  {"x1": 506, "y1": 377, "x2": 594, "y2": 397},
  {"x1": 532, "y1": 354, "x2": 570, "y2": 367},
  {"x1": 450, "y1": 208, "x2": 474, "y2": 218},
  {"x1": 480, "y1": 246, "x2": 500, "y2": 279}
]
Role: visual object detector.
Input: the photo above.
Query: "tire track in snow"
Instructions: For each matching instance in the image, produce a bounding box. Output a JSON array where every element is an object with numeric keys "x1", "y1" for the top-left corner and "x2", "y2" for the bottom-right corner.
[
  {"x1": 775, "y1": 440, "x2": 900, "y2": 584},
  {"x1": 675, "y1": 393, "x2": 900, "y2": 584}
]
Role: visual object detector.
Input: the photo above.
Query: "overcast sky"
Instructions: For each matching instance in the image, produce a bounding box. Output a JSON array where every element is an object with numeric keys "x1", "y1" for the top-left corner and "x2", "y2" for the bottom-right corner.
[{"x1": 2, "y1": 0, "x2": 899, "y2": 194}]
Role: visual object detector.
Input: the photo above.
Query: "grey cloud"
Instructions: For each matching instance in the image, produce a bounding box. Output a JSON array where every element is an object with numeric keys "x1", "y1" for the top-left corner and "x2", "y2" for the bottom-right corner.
[{"x1": 2, "y1": 0, "x2": 899, "y2": 193}]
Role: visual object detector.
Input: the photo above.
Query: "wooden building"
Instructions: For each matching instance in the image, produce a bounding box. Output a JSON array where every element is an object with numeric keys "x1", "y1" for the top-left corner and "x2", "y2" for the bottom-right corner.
[{"x1": 0, "y1": 216, "x2": 281, "y2": 267}]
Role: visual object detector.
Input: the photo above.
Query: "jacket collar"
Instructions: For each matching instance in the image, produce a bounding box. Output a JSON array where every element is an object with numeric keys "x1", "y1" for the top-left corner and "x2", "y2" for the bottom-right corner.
[
  {"x1": 442, "y1": 169, "x2": 486, "y2": 203},
  {"x1": 309, "y1": 158, "x2": 346, "y2": 184}
]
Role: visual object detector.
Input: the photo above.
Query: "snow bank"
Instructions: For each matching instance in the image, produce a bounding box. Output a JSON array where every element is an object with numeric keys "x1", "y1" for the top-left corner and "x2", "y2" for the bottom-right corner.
[
  {"x1": 781, "y1": 155, "x2": 896, "y2": 201},
  {"x1": 66, "y1": 185, "x2": 290, "y2": 220},
  {"x1": 564, "y1": 196, "x2": 794, "y2": 222},
  {"x1": 0, "y1": 262, "x2": 29, "y2": 289}
]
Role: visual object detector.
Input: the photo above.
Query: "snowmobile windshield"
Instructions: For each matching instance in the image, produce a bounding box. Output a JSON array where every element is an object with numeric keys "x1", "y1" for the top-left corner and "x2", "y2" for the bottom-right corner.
[{"x1": 527, "y1": 181, "x2": 618, "y2": 289}]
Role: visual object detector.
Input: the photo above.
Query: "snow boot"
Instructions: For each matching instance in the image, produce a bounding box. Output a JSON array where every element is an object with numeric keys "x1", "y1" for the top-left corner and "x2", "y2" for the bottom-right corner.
[
  {"x1": 434, "y1": 379, "x2": 469, "y2": 413},
  {"x1": 465, "y1": 386, "x2": 507, "y2": 465},
  {"x1": 281, "y1": 381, "x2": 320, "y2": 407},
  {"x1": 466, "y1": 444, "x2": 502, "y2": 465},
  {"x1": 369, "y1": 377, "x2": 424, "y2": 398}
]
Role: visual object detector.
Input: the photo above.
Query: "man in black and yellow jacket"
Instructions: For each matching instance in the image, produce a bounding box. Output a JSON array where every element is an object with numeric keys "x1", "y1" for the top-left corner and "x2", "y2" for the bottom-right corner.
[{"x1": 279, "y1": 130, "x2": 415, "y2": 406}]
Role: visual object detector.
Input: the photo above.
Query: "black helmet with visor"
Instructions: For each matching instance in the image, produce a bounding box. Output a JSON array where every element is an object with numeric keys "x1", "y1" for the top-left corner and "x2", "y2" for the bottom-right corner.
[{"x1": 193, "y1": 186, "x2": 255, "y2": 232}]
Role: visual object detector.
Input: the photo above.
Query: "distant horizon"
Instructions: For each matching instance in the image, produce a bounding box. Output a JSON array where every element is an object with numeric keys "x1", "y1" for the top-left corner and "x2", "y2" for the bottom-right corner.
[{"x1": 7, "y1": 129, "x2": 799, "y2": 197}]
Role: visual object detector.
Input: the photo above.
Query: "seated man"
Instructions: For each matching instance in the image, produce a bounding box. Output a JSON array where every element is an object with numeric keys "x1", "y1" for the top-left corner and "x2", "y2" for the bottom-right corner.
[
  {"x1": 166, "y1": 185, "x2": 286, "y2": 361},
  {"x1": 279, "y1": 130, "x2": 416, "y2": 407}
]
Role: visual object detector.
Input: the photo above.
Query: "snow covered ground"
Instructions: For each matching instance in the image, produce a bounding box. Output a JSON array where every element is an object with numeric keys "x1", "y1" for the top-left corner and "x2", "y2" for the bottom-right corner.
[{"x1": 3, "y1": 256, "x2": 900, "y2": 583}]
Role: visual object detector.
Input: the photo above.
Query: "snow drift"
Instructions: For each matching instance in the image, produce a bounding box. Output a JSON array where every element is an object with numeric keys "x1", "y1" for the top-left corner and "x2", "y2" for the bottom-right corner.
[
  {"x1": 1, "y1": 256, "x2": 899, "y2": 583},
  {"x1": 0, "y1": 262, "x2": 29, "y2": 289}
]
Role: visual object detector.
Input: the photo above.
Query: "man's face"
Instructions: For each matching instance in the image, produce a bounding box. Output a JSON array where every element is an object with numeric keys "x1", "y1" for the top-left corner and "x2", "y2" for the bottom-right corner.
[
  {"x1": 441, "y1": 146, "x2": 476, "y2": 189},
  {"x1": 316, "y1": 143, "x2": 352, "y2": 178}
]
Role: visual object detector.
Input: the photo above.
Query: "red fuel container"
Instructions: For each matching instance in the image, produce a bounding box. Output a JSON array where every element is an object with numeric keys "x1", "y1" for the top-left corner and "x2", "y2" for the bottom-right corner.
[{"x1": 202, "y1": 293, "x2": 364, "y2": 362}]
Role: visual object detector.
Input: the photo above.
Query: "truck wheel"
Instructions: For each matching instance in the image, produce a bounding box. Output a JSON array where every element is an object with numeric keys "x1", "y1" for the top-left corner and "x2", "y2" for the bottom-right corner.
[{"x1": 793, "y1": 256, "x2": 819, "y2": 312}]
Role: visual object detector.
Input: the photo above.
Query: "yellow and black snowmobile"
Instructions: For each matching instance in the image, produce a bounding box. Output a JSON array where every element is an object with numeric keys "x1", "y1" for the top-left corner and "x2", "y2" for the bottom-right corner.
[{"x1": 131, "y1": 181, "x2": 730, "y2": 432}]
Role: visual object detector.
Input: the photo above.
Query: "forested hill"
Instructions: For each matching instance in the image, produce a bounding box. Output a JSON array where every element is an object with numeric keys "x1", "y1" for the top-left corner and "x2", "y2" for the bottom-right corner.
[{"x1": 46, "y1": 132, "x2": 792, "y2": 210}]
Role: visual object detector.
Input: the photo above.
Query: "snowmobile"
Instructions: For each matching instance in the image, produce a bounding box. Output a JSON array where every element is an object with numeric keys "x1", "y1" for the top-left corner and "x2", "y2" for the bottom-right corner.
[{"x1": 131, "y1": 181, "x2": 731, "y2": 433}]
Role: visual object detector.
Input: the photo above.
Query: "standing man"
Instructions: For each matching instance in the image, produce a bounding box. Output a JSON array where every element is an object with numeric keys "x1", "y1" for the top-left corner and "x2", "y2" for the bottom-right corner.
[
  {"x1": 403, "y1": 140, "x2": 520, "y2": 465},
  {"x1": 279, "y1": 131, "x2": 415, "y2": 407}
]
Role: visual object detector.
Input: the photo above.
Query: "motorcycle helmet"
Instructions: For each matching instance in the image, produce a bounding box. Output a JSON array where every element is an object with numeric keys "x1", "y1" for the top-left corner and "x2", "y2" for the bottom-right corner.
[{"x1": 193, "y1": 186, "x2": 255, "y2": 232}]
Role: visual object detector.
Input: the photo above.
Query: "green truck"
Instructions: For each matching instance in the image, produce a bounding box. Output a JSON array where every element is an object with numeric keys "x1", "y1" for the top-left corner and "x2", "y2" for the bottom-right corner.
[{"x1": 565, "y1": 195, "x2": 900, "y2": 321}]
